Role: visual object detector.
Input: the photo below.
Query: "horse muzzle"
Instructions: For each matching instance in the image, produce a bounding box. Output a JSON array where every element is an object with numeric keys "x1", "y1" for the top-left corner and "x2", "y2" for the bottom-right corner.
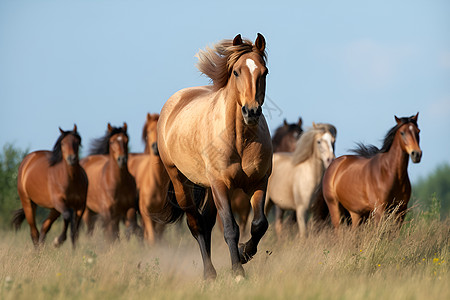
[
  {"x1": 151, "y1": 142, "x2": 159, "y2": 156},
  {"x1": 117, "y1": 155, "x2": 128, "y2": 167},
  {"x1": 242, "y1": 105, "x2": 262, "y2": 126},
  {"x1": 410, "y1": 150, "x2": 422, "y2": 163},
  {"x1": 66, "y1": 155, "x2": 78, "y2": 165}
]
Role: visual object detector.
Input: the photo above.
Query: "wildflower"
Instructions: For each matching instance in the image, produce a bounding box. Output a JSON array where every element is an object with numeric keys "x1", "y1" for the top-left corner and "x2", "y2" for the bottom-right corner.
[
  {"x1": 433, "y1": 258, "x2": 439, "y2": 263},
  {"x1": 56, "y1": 273, "x2": 62, "y2": 277},
  {"x1": 377, "y1": 264, "x2": 381, "y2": 267},
  {"x1": 359, "y1": 250, "x2": 363, "y2": 252},
  {"x1": 5, "y1": 276, "x2": 12, "y2": 284}
]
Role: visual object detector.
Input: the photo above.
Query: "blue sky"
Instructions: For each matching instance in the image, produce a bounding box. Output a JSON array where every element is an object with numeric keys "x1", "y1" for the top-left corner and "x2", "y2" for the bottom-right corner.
[{"x1": 1, "y1": 0, "x2": 449, "y2": 183}]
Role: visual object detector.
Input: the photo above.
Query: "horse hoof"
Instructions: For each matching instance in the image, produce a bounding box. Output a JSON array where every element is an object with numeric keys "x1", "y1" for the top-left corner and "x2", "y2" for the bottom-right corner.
[
  {"x1": 53, "y1": 237, "x2": 60, "y2": 248},
  {"x1": 238, "y1": 243, "x2": 253, "y2": 264},
  {"x1": 235, "y1": 275, "x2": 245, "y2": 283}
]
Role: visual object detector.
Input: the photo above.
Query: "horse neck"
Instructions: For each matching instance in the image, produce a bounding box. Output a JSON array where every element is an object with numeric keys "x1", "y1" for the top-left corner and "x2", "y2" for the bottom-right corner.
[
  {"x1": 380, "y1": 136, "x2": 410, "y2": 182},
  {"x1": 105, "y1": 154, "x2": 129, "y2": 181},
  {"x1": 221, "y1": 86, "x2": 258, "y2": 150}
]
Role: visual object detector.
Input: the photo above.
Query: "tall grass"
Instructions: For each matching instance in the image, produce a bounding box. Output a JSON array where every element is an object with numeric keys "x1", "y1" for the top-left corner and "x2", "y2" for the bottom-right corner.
[{"x1": 1, "y1": 214, "x2": 448, "y2": 300}]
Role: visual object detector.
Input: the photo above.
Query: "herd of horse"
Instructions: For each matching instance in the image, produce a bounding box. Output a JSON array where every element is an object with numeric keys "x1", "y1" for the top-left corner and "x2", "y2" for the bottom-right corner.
[{"x1": 11, "y1": 34, "x2": 422, "y2": 280}]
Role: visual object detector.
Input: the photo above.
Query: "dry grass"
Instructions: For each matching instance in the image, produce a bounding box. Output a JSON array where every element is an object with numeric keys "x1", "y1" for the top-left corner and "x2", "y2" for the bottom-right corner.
[{"x1": 1, "y1": 215, "x2": 449, "y2": 300}]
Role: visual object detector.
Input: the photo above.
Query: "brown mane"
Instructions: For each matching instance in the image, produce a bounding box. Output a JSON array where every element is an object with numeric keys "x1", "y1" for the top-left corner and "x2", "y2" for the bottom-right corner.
[{"x1": 196, "y1": 38, "x2": 267, "y2": 90}]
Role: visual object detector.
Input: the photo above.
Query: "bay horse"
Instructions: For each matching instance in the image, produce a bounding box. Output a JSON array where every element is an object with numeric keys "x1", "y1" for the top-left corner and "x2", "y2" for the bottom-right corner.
[
  {"x1": 228, "y1": 117, "x2": 304, "y2": 240},
  {"x1": 266, "y1": 127, "x2": 335, "y2": 238},
  {"x1": 322, "y1": 114, "x2": 422, "y2": 229},
  {"x1": 81, "y1": 123, "x2": 138, "y2": 241},
  {"x1": 157, "y1": 34, "x2": 272, "y2": 280},
  {"x1": 128, "y1": 113, "x2": 170, "y2": 244},
  {"x1": 13, "y1": 125, "x2": 88, "y2": 248}
]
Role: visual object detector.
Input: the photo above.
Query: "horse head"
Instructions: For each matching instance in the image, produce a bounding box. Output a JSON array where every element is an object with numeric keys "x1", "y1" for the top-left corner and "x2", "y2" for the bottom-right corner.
[
  {"x1": 395, "y1": 113, "x2": 422, "y2": 163},
  {"x1": 316, "y1": 131, "x2": 335, "y2": 168},
  {"x1": 107, "y1": 122, "x2": 129, "y2": 168},
  {"x1": 229, "y1": 33, "x2": 268, "y2": 126},
  {"x1": 143, "y1": 113, "x2": 160, "y2": 156}
]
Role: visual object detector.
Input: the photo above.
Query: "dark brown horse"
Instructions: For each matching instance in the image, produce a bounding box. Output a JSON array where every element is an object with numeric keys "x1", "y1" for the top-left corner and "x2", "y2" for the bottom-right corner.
[
  {"x1": 157, "y1": 34, "x2": 271, "y2": 280},
  {"x1": 81, "y1": 123, "x2": 138, "y2": 241},
  {"x1": 322, "y1": 114, "x2": 421, "y2": 228},
  {"x1": 128, "y1": 113, "x2": 170, "y2": 244},
  {"x1": 13, "y1": 125, "x2": 88, "y2": 248}
]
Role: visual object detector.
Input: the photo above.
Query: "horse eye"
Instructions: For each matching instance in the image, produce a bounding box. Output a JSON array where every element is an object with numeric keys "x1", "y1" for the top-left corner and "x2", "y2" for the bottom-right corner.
[
  {"x1": 400, "y1": 131, "x2": 405, "y2": 136},
  {"x1": 317, "y1": 140, "x2": 321, "y2": 144},
  {"x1": 233, "y1": 70, "x2": 239, "y2": 77}
]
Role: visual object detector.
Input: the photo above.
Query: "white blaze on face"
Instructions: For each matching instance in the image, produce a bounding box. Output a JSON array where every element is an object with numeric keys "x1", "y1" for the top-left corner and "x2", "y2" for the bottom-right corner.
[
  {"x1": 246, "y1": 58, "x2": 258, "y2": 79},
  {"x1": 321, "y1": 132, "x2": 334, "y2": 167}
]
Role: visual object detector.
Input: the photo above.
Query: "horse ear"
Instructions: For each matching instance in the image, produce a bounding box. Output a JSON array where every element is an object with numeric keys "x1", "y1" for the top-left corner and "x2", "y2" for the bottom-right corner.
[
  {"x1": 412, "y1": 112, "x2": 419, "y2": 122},
  {"x1": 123, "y1": 122, "x2": 128, "y2": 132},
  {"x1": 233, "y1": 34, "x2": 243, "y2": 46},
  {"x1": 73, "y1": 124, "x2": 77, "y2": 133},
  {"x1": 107, "y1": 123, "x2": 112, "y2": 133},
  {"x1": 147, "y1": 113, "x2": 151, "y2": 121},
  {"x1": 394, "y1": 115, "x2": 401, "y2": 125},
  {"x1": 312, "y1": 122, "x2": 317, "y2": 129},
  {"x1": 298, "y1": 118, "x2": 303, "y2": 127},
  {"x1": 255, "y1": 33, "x2": 266, "y2": 52},
  {"x1": 59, "y1": 127, "x2": 64, "y2": 134},
  {"x1": 283, "y1": 119, "x2": 288, "y2": 127}
]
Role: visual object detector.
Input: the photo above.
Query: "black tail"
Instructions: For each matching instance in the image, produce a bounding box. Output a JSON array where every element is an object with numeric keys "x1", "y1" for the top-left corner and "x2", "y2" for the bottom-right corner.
[
  {"x1": 11, "y1": 208, "x2": 26, "y2": 231},
  {"x1": 310, "y1": 179, "x2": 330, "y2": 224},
  {"x1": 152, "y1": 182, "x2": 207, "y2": 224}
]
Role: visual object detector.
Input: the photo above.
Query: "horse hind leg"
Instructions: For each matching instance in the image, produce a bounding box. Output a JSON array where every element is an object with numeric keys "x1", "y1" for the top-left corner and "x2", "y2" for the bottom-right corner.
[
  {"x1": 22, "y1": 201, "x2": 40, "y2": 247},
  {"x1": 69, "y1": 208, "x2": 85, "y2": 249},
  {"x1": 39, "y1": 209, "x2": 60, "y2": 244}
]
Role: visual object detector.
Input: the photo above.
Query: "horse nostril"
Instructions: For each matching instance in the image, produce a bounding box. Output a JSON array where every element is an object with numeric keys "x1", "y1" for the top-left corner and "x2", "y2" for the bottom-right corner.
[{"x1": 242, "y1": 106, "x2": 248, "y2": 116}]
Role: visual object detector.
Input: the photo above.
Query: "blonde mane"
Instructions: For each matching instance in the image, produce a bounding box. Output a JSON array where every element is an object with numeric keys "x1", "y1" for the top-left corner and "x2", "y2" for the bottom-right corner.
[
  {"x1": 196, "y1": 38, "x2": 267, "y2": 90},
  {"x1": 291, "y1": 128, "x2": 324, "y2": 165}
]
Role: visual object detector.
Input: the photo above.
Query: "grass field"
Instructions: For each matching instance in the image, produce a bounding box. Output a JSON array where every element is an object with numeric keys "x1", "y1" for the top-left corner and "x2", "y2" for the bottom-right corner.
[{"x1": 1, "y1": 214, "x2": 449, "y2": 300}]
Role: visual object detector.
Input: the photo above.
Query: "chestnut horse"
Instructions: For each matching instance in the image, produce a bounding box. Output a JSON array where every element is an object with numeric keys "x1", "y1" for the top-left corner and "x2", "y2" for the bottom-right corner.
[
  {"x1": 322, "y1": 114, "x2": 422, "y2": 228},
  {"x1": 157, "y1": 34, "x2": 271, "y2": 280},
  {"x1": 13, "y1": 125, "x2": 88, "y2": 248},
  {"x1": 81, "y1": 123, "x2": 137, "y2": 241},
  {"x1": 128, "y1": 113, "x2": 170, "y2": 244},
  {"x1": 228, "y1": 118, "x2": 304, "y2": 240},
  {"x1": 266, "y1": 127, "x2": 335, "y2": 238}
]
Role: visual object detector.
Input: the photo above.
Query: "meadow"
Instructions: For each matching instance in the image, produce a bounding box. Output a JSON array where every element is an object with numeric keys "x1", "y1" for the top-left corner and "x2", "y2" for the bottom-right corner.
[{"x1": 1, "y1": 211, "x2": 448, "y2": 300}]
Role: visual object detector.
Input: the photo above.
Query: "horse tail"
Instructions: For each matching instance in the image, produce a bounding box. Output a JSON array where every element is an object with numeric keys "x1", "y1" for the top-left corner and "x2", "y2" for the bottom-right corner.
[
  {"x1": 11, "y1": 208, "x2": 26, "y2": 231},
  {"x1": 310, "y1": 178, "x2": 330, "y2": 224},
  {"x1": 154, "y1": 181, "x2": 183, "y2": 224}
]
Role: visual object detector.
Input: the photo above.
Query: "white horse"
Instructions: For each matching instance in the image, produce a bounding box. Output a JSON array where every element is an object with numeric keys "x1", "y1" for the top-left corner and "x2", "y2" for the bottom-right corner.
[{"x1": 266, "y1": 127, "x2": 335, "y2": 238}]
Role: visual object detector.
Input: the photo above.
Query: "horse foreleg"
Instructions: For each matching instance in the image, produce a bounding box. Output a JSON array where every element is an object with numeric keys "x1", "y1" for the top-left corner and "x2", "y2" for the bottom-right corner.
[
  {"x1": 211, "y1": 183, "x2": 244, "y2": 278},
  {"x1": 53, "y1": 209, "x2": 73, "y2": 248},
  {"x1": 170, "y1": 169, "x2": 216, "y2": 280},
  {"x1": 295, "y1": 205, "x2": 308, "y2": 238},
  {"x1": 39, "y1": 209, "x2": 60, "y2": 244},
  {"x1": 239, "y1": 183, "x2": 269, "y2": 266},
  {"x1": 70, "y1": 208, "x2": 84, "y2": 249},
  {"x1": 140, "y1": 207, "x2": 156, "y2": 244},
  {"x1": 125, "y1": 207, "x2": 141, "y2": 240},
  {"x1": 83, "y1": 208, "x2": 96, "y2": 236},
  {"x1": 273, "y1": 204, "x2": 284, "y2": 239}
]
